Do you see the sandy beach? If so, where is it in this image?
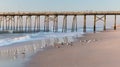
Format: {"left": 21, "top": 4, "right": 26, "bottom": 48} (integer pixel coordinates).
{"left": 25, "top": 29, "right": 120, "bottom": 67}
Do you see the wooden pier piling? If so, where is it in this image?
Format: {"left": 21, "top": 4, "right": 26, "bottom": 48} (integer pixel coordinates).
{"left": 83, "top": 15, "right": 86, "bottom": 32}
{"left": 94, "top": 15, "right": 96, "bottom": 32}
{"left": 72, "top": 15, "right": 77, "bottom": 32}
{"left": 104, "top": 15, "right": 106, "bottom": 30}
{"left": 114, "top": 15, "right": 116, "bottom": 30}
{"left": 44, "top": 15, "right": 49, "bottom": 32}
{"left": 53, "top": 15, "right": 58, "bottom": 32}
{"left": 34, "top": 16, "right": 40, "bottom": 32}
{"left": 62, "top": 15, "right": 67, "bottom": 32}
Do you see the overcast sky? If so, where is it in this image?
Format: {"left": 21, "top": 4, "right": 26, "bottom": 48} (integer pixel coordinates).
{"left": 0, "top": 0, "right": 120, "bottom": 11}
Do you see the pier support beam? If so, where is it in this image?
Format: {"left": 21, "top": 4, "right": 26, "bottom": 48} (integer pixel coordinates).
{"left": 16, "top": 16, "right": 23, "bottom": 32}
{"left": 44, "top": 15, "right": 49, "bottom": 32}
{"left": 28, "top": 16, "right": 32, "bottom": 32}
{"left": 11, "top": 16, "right": 15, "bottom": 31}
{"left": 72, "top": 15, "right": 77, "bottom": 32}
{"left": 5, "top": 16, "right": 8, "bottom": 30}
{"left": 83, "top": 15, "right": 86, "bottom": 32}
{"left": 25, "top": 16, "right": 32, "bottom": 32}
{"left": 37, "top": 16, "right": 40, "bottom": 31}
{"left": 19, "top": 16, "right": 23, "bottom": 31}
{"left": 104, "top": 15, "right": 106, "bottom": 30}
{"left": 94, "top": 15, "right": 96, "bottom": 32}
{"left": 0, "top": 16, "right": 2, "bottom": 30}
{"left": 2, "top": 16, "right": 5, "bottom": 31}
{"left": 62, "top": 15, "right": 67, "bottom": 32}
{"left": 114, "top": 15, "right": 116, "bottom": 30}
{"left": 16, "top": 16, "right": 19, "bottom": 31}
{"left": 53, "top": 15, "right": 58, "bottom": 32}
{"left": 34, "top": 16, "right": 40, "bottom": 32}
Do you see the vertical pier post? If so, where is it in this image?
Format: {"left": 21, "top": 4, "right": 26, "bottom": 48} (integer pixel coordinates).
{"left": 10, "top": 16, "right": 13, "bottom": 30}
{"left": 44, "top": 15, "right": 49, "bottom": 32}
{"left": 27, "top": 16, "right": 32, "bottom": 32}
{"left": 83, "top": 15, "right": 86, "bottom": 32}
{"left": 44, "top": 16, "right": 45, "bottom": 32}
{"left": 25, "top": 16, "right": 32, "bottom": 32}
{"left": 0, "top": 17, "right": 1, "bottom": 30}
{"left": 19, "top": 16, "right": 23, "bottom": 32}
{"left": 3, "top": 16, "right": 5, "bottom": 31}
{"left": 5, "top": 16, "right": 8, "bottom": 30}
{"left": 34, "top": 16, "right": 40, "bottom": 32}
{"left": 46, "top": 15, "right": 49, "bottom": 32}
{"left": 10, "top": 16, "right": 12, "bottom": 30}
{"left": 38, "top": 16, "right": 40, "bottom": 32}
{"left": 12, "top": 16, "right": 15, "bottom": 31}
{"left": 34, "top": 16, "right": 37, "bottom": 32}
{"left": 72, "top": 15, "right": 77, "bottom": 32}
{"left": 114, "top": 15, "right": 116, "bottom": 30}
{"left": 62, "top": 15, "right": 67, "bottom": 32}
{"left": 104, "top": 15, "right": 106, "bottom": 30}
{"left": 72, "top": 15, "right": 75, "bottom": 32}
{"left": 25, "top": 16, "right": 28, "bottom": 32}
{"left": 94, "top": 15, "right": 96, "bottom": 32}
{"left": 29, "top": 16, "right": 32, "bottom": 32}
{"left": 53, "top": 15, "right": 58, "bottom": 32}
{"left": 16, "top": 16, "right": 19, "bottom": 31}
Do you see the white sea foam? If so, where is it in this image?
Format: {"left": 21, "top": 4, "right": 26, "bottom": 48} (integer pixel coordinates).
{"left": 0, "top": 35, "right": 31, "bottom": 46}
{"left": 0, "top": 29, "right": 84, "bottom": 47}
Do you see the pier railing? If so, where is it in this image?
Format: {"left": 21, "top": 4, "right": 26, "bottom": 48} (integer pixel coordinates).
{"left": 0, "top": 11, "right": 118, "bottom": 33}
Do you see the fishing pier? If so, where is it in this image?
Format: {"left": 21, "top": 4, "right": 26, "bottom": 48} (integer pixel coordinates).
{"left": 0, "top": 11, "right": 119, "bottom": 33}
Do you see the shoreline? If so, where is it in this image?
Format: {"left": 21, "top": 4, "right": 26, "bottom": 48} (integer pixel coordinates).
{"left": 0, "top": 31, "right": 84, "bottom": 67}
{"left": 25, "top": 29, "right": 120, "bottom": 67}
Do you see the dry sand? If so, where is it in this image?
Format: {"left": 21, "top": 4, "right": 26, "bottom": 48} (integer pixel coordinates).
{"left": 26, "top": 29, "right": 120, "bottom": 67}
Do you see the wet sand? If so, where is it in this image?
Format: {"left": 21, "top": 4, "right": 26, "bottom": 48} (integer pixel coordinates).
{"left": 26, "top": 29, "right": 120, "bottom": 67}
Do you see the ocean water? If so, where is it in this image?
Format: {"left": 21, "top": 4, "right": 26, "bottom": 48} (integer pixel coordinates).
{"left": 0, "top": 26, "right": 112, "bottom": 67}
{"left": 0, "top": 27, "right": 105, "bottom": 47}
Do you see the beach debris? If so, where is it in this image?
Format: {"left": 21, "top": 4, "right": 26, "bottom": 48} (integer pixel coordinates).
{"left": 54, "top": 43, "right": 62, "bottom": 48}
{"left": 87, "top": 40, "right": 92, "bottom": 43}
{"left": 92, "top": 39, "right": 97, "bottom": 42}
{"left": 61, "top": 42, "right": 65, "bottom": 45}
{"left": 68, "top": 42, "right": 73, "bottom": 46}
